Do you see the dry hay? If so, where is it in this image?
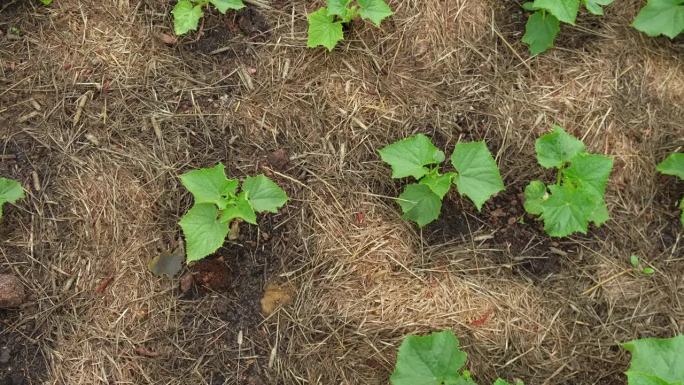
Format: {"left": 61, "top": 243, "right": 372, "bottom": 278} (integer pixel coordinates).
{"left": 0, "top": 0, "right": 682, "bottom": 385}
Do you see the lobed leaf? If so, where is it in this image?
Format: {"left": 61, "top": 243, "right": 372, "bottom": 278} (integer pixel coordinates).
{"left": 357, "top": 0, "right": 393, "bottom": 27}
{"left": 397, "top": 184, "right": 442, "bottom": 227}
{"left": 622, "top": 335, "right": 684, "bottom": 385}
{"left": 0, "top": 177, "right": 24, "bottom": 220}
{"left": 327, "top": 0, "right": 351, "bottom": 17}
{"left": 420, "top": 172, "right": 455, "bottom": 199}
{"left": 563, "top": 153, "right": 613, "bottom": 198}
{"left": 450, "top": 141, "right": 505, "bottom": 211}
{"left": 539, "top": 184, "right": 594, "bottom": 237}
{"left": 390, "top": 330, "right": 468, "bottom": 385}
{"left": 307, "top": 8, "right": 344, "bottom": 51}
{"left": 241, "top": 175, "right": 288, "bottom": 213}
{"left": 179, "top": 203, "right": 230, "bottom": 262}
{"left": 379, "top": 134, "right": 445, "bottom": 180}
{"left": 522, "top": 11, "right": 560, "bottom": 55}
{"left": 533, "top": 0, "right": 580, "bottom": 24}
{"left": 220, "top": 192, "right": 257, "bottom": 225}
{"left": 583, "top": 0, "right": 614, "bottom": 15}
{"left": 180, "top": 163, "right": 238, "bottom": 210}
{"left": 209, "top": 0, "right": 245, "bottom": 13}
{"left": 535, "top": 125, "right": 585, "bottom": 169}
{"left": 172, "top": 0, "right": 204, "bottom": 35}
{"left": 632, "top": 0, "right": 684, "bottom": 39}
{"left": 656, "top": 152, "right": 684, "bottom": 180}
{"left": 523, "top": 180, "right": 547, "bottom": 216}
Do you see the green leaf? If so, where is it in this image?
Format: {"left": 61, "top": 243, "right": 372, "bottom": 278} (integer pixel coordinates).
{"left": 220, "top": 192, "right": 257, "bottom": 225}
{"left": 630, "top": 254, "right": 640, "bottom": 268}
{"left": 563, "top": 153, "right": 613, "bottom": 198}
{"left": 583, "top": 0, "right": 614, "bottom": 15}
{"left": 524, "top": 180, "right": 547, "bottom": 215}
{"left": 642, "top": 267, "right": 655, "bottom": 276}
{"left": 209, "top": 0, "right": 245, "bottom": 13}
{"left": 179, "top": 203, "right": 230, "bottom": 262}
{"left": 419, "top": 172, "right": 454, "bottom": 199}
{"left": 522, "top": 11, "right": 561, "bottom": 55}
{"left": 307, "top": 8, "right": 344, "bottom": 51}
{"left": 379, "top": 134, "right": 445, "bottom": 180}
{"left": 39, "top": 0, "right": 53, "bottom": 4}
{"left": 539, "top": 184, "right": 594, "bottom": 237}
{"left": 180, "top": 163, "right": 238, "bottom": 210}
{"left": 327, "top": 0, "right": 351, "bottom": 17}
{"left": 0, "top": 177, "right": 24, "bottom": 220}
{"left": 450, "top": 141, "right": 505, "bottom": 211}
{"left": 622, "top": 335, "right": 684, "bottom": 384}
{"left": 172, "top": 0, "right": 204, "bottom": 35}
{"left": 397, "top": 184, "right": 442, "bottom": 227}
{"left": 535, "top": 125, "right": 586, "bottom": 169}
{"left": 656, "top": 153, "right": 684, "bottom": 180}
{"left": 390, "top": 330, "right": 468, "bottom": 385}
{"left": 680, "top": 198, "right": 683, "bottom": 226}
{"left": 357, "top": 0, "right": 393, "bottom": 26}
{"left": 241, "top": 175, "right": 288, "bottom": 213}
{"left": 632, "top": 0, "right": 684, "bottom": 39}
{"left": 522, "top": 2, "right": 539, "bottom": 11}
{"left": 533, "top": 0, "right": 580, "bottom": 24}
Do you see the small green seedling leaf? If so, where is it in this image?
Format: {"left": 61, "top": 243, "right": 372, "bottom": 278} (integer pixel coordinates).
{"left": 220, "top": 192, "right": 257, "bottom": 225}
{"left": 523, "top": 180, "right": 547, "bottom": 216}
{"left": 420, "top": 172, "right": 454, "bottom": 199}
{"left": 209, "top": 0, "right": 245, "bottom": 13}
{"left": 539, "top": 184, "right": 593, "bottom": 237}
{"left": 40, "top": 0, "right": 53, "bottom": 4}
{"left": 390, "top": 330, "right": 468, "bottom": 385}
{"left": 657, "top": 153, "right": 684, "bottom": 180}
{"left": 533, "top": 0, "right": 580, "bottom": 24}
{"left": 563, "top": 153, "right": 613, "bottom": 198}
{"left": 632, "top": 0, "right": 684, "bottom": 39}
{"left": 180, "top": 203, "right": 230, "bottom": 262}
{"left": 583, "top": 0, "right": 614, "bottom": 15}
{"left": 307, "top": 8, "right": 344, "bottom": 51}
{"left": 451, "top": 141, "right": 505, "bottom": 211}
{"left": 357, "top": 0, "right": 393, "bottom": 26}
{"left": 622, "top": 335, "right": 684, "bottom": 384}
{"left": 397, "top": 184, "right": 442, "bottom": 228}
{"left": 522, "top": 11, "right": 561, "bottom": 55}
{"left": 379, "top": 134, "right": 445, "bottom": 180}
{"left": 522, "top": 2, "right": 538, "bottom": 11}
{"left": 0, "top": 177, "right": 24, "bottom": 220}
{"left": 148, "top": 244, "right": 185, "bottom": 278}
{"left": 642, "top": 267, "right": 655, "bottom": 276}
{"left": 180, "top": 163, "right": 238, "bottom": 210}
{"left": 327, "top": 0, "right": 351, "bottom": 17}
{"left": 630, "top": 254, "right": 640, "bottom": 268}
{"left": 535, "top": 125, "right": 586, "bottom": 169}
{"left": 242, "top": 175, "right": 288, "bottom": 213}
{"left": 172, "top": 0, "right": 204, "bottom": 35}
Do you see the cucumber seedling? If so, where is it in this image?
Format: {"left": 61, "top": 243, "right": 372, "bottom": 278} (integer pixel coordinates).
{"left": 524, "top": 125, "right": 613, "bottom": 237}
{"left": 307, "top": 0, "right": 393, "bottom": 51}
{"left": 379, "top": 134, "right": 504, "bottom": 227}
{"left": 521, "top": 0, "right": 614, "bottom": 55}
{"left": 656, "top": 152, "right": 684, "bottom": 226}
{"left": 172, "top": 0, "right": 245, "bottom": 36}
{"left": 622, "top": 335, "right": 684, "bottom": 385}
{"left": 178, "top": 163, "right": 288, "bottom": 262}
{"left": 0, "top": 177, "right": 25, "bottom": 220}
{"left": 632, "top": 0, "right": 684, "bottom": 39}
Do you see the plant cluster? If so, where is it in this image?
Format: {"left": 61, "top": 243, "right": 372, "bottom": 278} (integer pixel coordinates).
{"left": 391, "top": 330, "right": 523, "bottom": 385}
{"left": 178, "top": 163, "right": 288, "bottom": 262}
{"left": 656, "top": 152, "right": 684, "bottom": 226}
{"left": 622, "top": 335, "right": 684, "bottom": 384}
{"left": 172, "top": 0, "right": 245, "bottom": 35}
{"left": 307, "top": 0, "right": 393, "bottom": 51}
{"left": 524, "top": 125, "right": 613, "bottom": 237}
{"left": 0, "top": 178, "right": 24, "bottom": 220}
{"left": 379, "top": 134, "right": 504, "bottom": 227}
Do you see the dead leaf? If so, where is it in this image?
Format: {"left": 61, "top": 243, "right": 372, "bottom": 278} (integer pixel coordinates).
{"left": 156, "top": 33, "right": 177, "bottom": 45}
{"left": 260, "top": 283, "right": 294, "bottom": 316}
{"left": 228, "top": 220, "right": 240, "bottom": 240}
{"left": 134, "top": 347, "right": 160, "bottom": 358}
{"left": 179, "top": 272, "right": 194, "bottom": 293}
{"left": 267, "top": 149, "right": 289, "bottom": 170}
{"left": 149, "top": 244, "right": 185, "bottom": 279}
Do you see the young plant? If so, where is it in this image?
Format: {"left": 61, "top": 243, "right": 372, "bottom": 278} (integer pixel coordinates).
{"left": 379, "top": 134, "right": 504, "bottom": 227}
{"left": 622, "top": 335, "right": 684, "bottom": 385}
{"left": 178, "top": 163, "right": 288, "bottom": 262}
{"left": 656, "top": 152, "right": 684, "bottom": 226}
{"left": 391, "top": 330, "right": 523, "bottom": 385}
{"left": 632, "top": 0, "right": 684, "bottom": 39}
{"left": 524, "top": 125, "right": 613, "bottom": 237}
{"left": 172, "top": 0, "right": 245, "bottom": 35}
{"left": 0, "top": 177, "right": 24, "bottom": 220}
{"left": 307, "top": 0, "right": 393, "bottom": 51}
{"left": 521, "top": 0, "right": 614, "bottom": 55}
{"left": 629, "top": 255, "right": 655, "bottom": 276}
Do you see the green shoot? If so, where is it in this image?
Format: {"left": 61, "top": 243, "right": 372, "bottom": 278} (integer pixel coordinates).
{"left": 0, "top": 177, "right": 25, "bottom": 220}
{"left": 524, "top": 125, "right": 613, "bottom": 237}
{"left": 307, "top": 0, "right": 393, "bottom": 51}
{"left": 622, "top": 335, "right": 684, "bottom": 384}
{"left": 379, "top": 134, "right": 504, "bottom": 227}
{"left": 178, "top": 163, "right": 288, "bottom": 262}
{"left": 172, "top": 0, "right": 245, "bottom": 36}
{"left": 629, "top": 255, "right": 655, "bottom": 276}
{"left": 632, "top": 0, "right": 684, "bottom": 39}
{"left": 656, "top": 152, "right": 684, "bottom": 226}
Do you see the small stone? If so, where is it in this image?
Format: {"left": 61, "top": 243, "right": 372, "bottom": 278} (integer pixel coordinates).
{"left": 0, "top": 275, "right": 25, "bottom": 308}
